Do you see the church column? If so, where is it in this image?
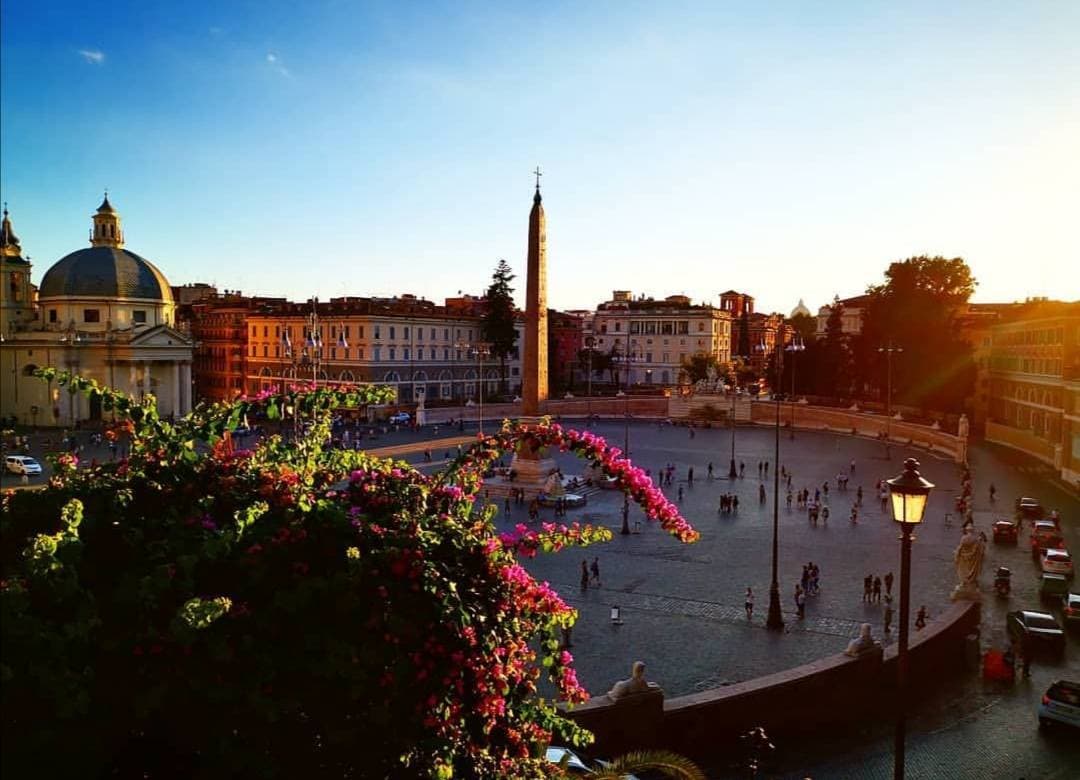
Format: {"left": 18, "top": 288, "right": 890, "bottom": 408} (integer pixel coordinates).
{"left": 181, "top": 362, "right": 192, "bottom": 415}
{"left": 172, "top": 362, "right": 181, "bottom": 417}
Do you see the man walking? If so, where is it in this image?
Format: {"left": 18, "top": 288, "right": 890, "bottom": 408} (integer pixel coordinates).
{"left": 794, "top": 584, "right": 806, "bottom": 619}
{"left": 590, "top": 557, "right": 601, "bottom": 587}
{"left": 872, "top": 575, "right": 882, "bottom": 603}
{"left": 745, "top": 587, "right": 754, "bottom": 619}
{"left": 863, "top": 574, "right": 873, "bottom": 603}
{"left": 884, "top": 571, "right": 894, "bottom": 598}
{"left": 884, "top": 595, "right": 894, "bottom": 633}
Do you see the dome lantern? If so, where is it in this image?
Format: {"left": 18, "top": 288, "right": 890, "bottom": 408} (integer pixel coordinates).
{"left": 90, "top": 191, "right": 124, "bottom": 248}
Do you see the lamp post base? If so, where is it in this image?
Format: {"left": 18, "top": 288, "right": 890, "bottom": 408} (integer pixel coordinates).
{"left": 766, "top": 583, "right": 784, "bottom": 631}
{"left": 728, "top": 459, "right": 738, "bottom": 479}
{"left": 620, "top": 499, "right": 630, "bottom": 535}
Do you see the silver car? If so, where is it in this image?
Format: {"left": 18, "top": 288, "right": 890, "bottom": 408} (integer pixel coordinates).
{"left": 5, "top": 455, "right": 42, "bottom": 476}
{"left": 1038, "top": 680, "right": 1080, "bottom": 730}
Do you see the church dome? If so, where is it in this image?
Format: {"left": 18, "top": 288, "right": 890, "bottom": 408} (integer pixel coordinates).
{"left": 38, "top": 246, "right": 173, "bottom": 301}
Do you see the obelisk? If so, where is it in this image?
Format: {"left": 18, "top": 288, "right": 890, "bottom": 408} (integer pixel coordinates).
{"left": 522, "top": 170, "right": 549, "bottom": 416}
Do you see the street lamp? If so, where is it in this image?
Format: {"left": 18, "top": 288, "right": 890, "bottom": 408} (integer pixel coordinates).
{"left": 785, "top": 334, "right": 805, "bottom": 440}
{"left": 879, "top": 342, "right": 903, "bottom": 458}
{"left": 758, "top": 330, "right": 785, "bottom": 631}
{"left": 615, "top": 348, "right": 640, "bottom": 535}
{"left": 886, "top": 457, "right": 934, "bottom": 780}
{"left": 458, "top": 342, "right": 492, "bottom": 436}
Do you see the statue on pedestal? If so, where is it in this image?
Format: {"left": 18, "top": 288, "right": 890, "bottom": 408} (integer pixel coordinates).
{"left": 608, "top": 661, "right": 654, "bottom": 700}
{"left": 958, "top": 413, "right": 970, "bottom": 440}
{"left": 951, "top": 520, "right": 986, "bottom": 602}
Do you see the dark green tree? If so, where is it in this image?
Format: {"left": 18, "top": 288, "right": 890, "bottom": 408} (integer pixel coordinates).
{"left": 481, "top": 258, "right": 518, "bottom": 396}
{"left": 737, "top": 309, "right": 751, "bottom": 359}
{"left": 679, "top": 353, "right": 722, "bottom": 384}
{"left": 815, "top": 298, "right": 851, "bottom": 398}
{"left": 856, "top": 256, "right": 978, "bottom": 412}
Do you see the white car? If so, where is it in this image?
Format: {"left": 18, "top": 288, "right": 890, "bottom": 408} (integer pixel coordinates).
{"left": 5, "top": 455, "right": 42, "bottom": 476}
{"left": 1038, "top": 680, "right": 1080, "bottom": 730}
{"left": 1041, "top": 548, "right": 1074, "bottom": 579}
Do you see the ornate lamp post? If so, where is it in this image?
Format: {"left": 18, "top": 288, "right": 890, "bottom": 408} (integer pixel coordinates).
{"left": 879, "top": 342, "right": 903, "bottom": 458}
{"left": 758, "top": 331, "right": 785, "bottom": 631}
{"left": 616, "top": 346, "right": 640, "bottom": 535}
{"left": 886, "top": 458, "right": 934, "bottom": 780}
{"left": 785, "top": 334, "right": 805, "bottom": 440}
{"left": 457, "top": 341, "right": 492, "bottom": 435}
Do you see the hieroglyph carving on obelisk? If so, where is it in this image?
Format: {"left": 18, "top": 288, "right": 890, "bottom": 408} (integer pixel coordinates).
{"left": 522, "top": 168, "right": 549, "bottom": 416}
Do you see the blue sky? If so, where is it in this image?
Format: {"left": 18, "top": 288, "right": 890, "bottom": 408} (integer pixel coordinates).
{"left": 2, "top": 1, "right": 1077, "bottom": 313}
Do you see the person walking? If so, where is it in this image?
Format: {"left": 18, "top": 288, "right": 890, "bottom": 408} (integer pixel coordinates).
{"left": 580, "top": 560, "right": 590, "bottom": 592}
{"left": 801, "top": 565, "right": 810, "bottom": 595}
{"left": 707, "top": 462, "right": 714, "bottom": 480}
{"left": 759, "top": 484, "right": 767, "bottom": 503}
{"left": 872, "top": 576, "right": 882, "bottom": 603}
{"left": 850, "top": 506, "right": 859, "bottom": 524}
{"left": 687, "top": 466, "right": 695, "bottom": 485}
{"left": 745, "top": 587, "right": 754, "bottom": 619}
{"left": 740, "top": 462, "right": 745, "bottom": 478}
{"left": 915, "top": 605, "right": 928, "bottom": 630}
{"left": 863, "top": 574, "right": 873, "bottom": 603}
{"left": 810, "top": 562, "right": 820, "bottom": 595}
{"left": 884, "top": 571, "right": 894, "bottom": 598}
{"left": 590, "top": 557, "right": 601, "bottom": 587}
{"left": 883, "top": 595, "right": 894, "bottom": 633}
{"left": 677, "top": 486, "right": 684, "bottom": 502}
{"left": 504, "top": 496, "right": 511, "bottom": 517}
{"left": 821, "top": 505, "right": 830, "bottom": 524}
{"left": 989, "top": 483, "right": 997, "bottom": 503}
{"left": 794, "top": 584, "right": 806, "bottom": 619}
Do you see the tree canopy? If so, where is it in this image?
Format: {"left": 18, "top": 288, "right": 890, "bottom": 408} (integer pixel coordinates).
{"left": 482, "top": 258, "right": 518, "bottom": 395}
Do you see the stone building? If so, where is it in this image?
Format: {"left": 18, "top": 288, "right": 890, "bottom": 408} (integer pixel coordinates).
{"left": 985, "top": 300, "right": 1080, "bottom": 485}
{"left": 816, "top": 294, "right": 871, "bottom": 337}
{"left": 244, "top": 295, "right": 523, "bottom": 405}
{"left": 591, "top": 291, "right": 732, "bottom": 387}
{"left": 0, "top": 197, "right": 193, "bottom": 425}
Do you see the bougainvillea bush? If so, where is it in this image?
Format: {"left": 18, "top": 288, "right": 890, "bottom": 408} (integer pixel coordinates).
{"left": 1, "top": 371, "right": 696, "bottom": 778}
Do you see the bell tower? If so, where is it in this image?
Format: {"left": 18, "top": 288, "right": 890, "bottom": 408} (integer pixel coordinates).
{"left": 90, "top": 192, "right": 124, "bottom": 248}
{"left": 0, "top": 203, "right": 35, "bottom": 335}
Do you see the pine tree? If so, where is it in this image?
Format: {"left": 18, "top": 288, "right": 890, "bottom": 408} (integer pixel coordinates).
{"left": 481, "top": 259, "right": 518, "bottom": 396}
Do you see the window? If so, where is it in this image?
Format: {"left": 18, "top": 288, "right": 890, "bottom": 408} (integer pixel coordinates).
{"left": 403, "top": 327, "right": 409, "bottom": 339}
{"left": 678, "top": 321, "right": 689, "bottom": 334}
{"left": 389, "top": 326, "right": 396, "bottom": 340}
{"left": 373, "top": 346, "right": 381, "bottom": 361}
{"left": 389, "top": 347, "right": 396, "bottom": 360}
{"left": 430, "top": 348, "right": 436, "bottom": 360}
{"left": 374, "top": 325, "right": 381, "bottom": 340}
{"left": 252, "top": 325, "right": 257, "bottom": 337}
{"left": 263, "top": 346, "right": 268, "bottom": 357}
{"left": 133, "top": 310, "right": 147, "bottom": 324}
{"left": 630, "top": 321, "right": 641, "bottom": 334}
{"left": 84, "top": 309, "right": 100, "bottom": 323}
{"left": 615, "top": 322, "right": 621, "bottom": 332}
{"left": 444, "top": 348, "right": 450, "bottom": 360}
{"left": 661, "top": 321, "right": 673, "bottom": 335}
{"left": 431, "top": 328, "right": 436, "bottom": 340}
{"left": 417, "top": 328, "right": 423, "bottom": 341}
{"left": 444, "top": 328, "right": 449, "bottom": 341}
{"left": 403, "top": 348, "right": 410, "bottom": 360}
{"left": 49, "top": 309, "right": 57, "bottom": 323}
{"left": 263, "top": 326, "right": 268, "bottom": 337}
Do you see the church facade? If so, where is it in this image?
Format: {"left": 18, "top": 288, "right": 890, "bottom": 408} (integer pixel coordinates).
{"left": 0, "top": 197, "right": 194, "bottom": 426}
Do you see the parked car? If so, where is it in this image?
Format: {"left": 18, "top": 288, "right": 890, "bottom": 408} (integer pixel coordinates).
{"left": 5, "top": 455, "right": 42, "bottom": 476}
{"left": 1040, "top": 574, "right": 1071, "bottom": 606}
{"left": 1031, "top": 520, "right": 1064, "bottom": 557}
{"left": 1017, "top": 496, "right": 1044, "bottom": 523}
{"left": 992, "top": 518, "right": 1019, "bottom": 544}
{"left": 1063, "top": 594, "right": 1080, "bottom": 627}
{"left": 545, "top": 747, "right": 640, "bottom": 779}
{"left": 1007, "top": 610, "right": 1066, "bottom": 656}
{"left": 388, "top": 412, "right": 411, "bottom": 425}
{"left": 1038, "top": 680, "right": 1080, "bottom": 730}
{"left": 1041, "top": 548, "right": 1074, "bottom": 580}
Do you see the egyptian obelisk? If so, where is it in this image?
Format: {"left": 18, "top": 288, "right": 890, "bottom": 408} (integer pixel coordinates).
{"left": 522, "top": 170, "right": 549, "bottom": 416}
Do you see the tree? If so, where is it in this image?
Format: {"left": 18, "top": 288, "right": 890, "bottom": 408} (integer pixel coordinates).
{"left": 856, "top": 256, "right": 977, "bottom": 412}
{"left": 577, "top": 749, "right": 705, "bottom": 779}
{"left": 481, "top": 258, "right": 518, "bottom": 396}
{"left": 577, "top": 346, "right": 610, "bottom": 390}
{"left": 679, "top": 353, "right": 721, "bottom": 385}
{"left": 736, "top": 309, "right": 751, "bottom": 359}
{"left": 1, "top": 370, "right": 698, "bottom": 779}
{"left": 815, "top": 297, "right": 851, "bottom": 398}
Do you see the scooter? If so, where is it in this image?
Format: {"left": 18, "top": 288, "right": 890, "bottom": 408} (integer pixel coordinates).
{"left": 994, "top": 566, "right": 1011, "bottom": 598}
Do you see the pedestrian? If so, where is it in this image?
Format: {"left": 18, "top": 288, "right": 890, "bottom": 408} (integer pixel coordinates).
{"left": 856, "top": 486, "right": 863, "bottom": 505}
{"left": 590, "top": 557, "right": 601, "bottom": 586}
{"left": 745, "top": 587, "right": 754, "bottom": 619}
{"left": 811, "top": 562, "right": 820, "bottom": 594}
{"left": 759, "top": 484, "right": 766, "bottom": 503}
{"left": 688, "top": 466, "right": 694, "bottom": 485}
{"left": 677, "top": 486, "right": 684, "bottom": 502}
{"left": 740, "top": 462, "right": 745, "bottom": 478}
{"left": 764, "top": 461, "right": 769, "bottom": 475}
{"left": 850, "top": 506, "right": 858, "bottom": 524}
{"left": 872, "top": 576, "right": 882, "bottom": 603}
{"left": 850, "top": 459, "right": 856, "bottom": 473}
{"left": 915, "top": 605, "right": 928, "bottom": 630}
{"left": 884, "top": 571, "right": 894, "bottom": 597}
{"left": 707, "top": 462, "right": 714, "bottom": 480}
{"left": 580, "top": 560, "right": 590, "bottom": 591}
{"left": 821, "top": 505, "right": 830, "bottom": 523}
{"left": 732, "top": 494, "right": 739, "bottom": 511}
{"left": 795, "top": 584, "right": 806, "bottom": 619}
{"left": 884, "top": 596, "right": 894, "bottom": 633}
{"left": 801, "top": 565, "right": 810, "bottom": 594}
{"left": 758, "top": 461, "right": 763, "bottom": 477}
{"left": 786, "top": 491, "right": 793, "bottom": 509}
{"left": 20, "top": 472, "right": 29, "bottom": 486}
{"left": 504, "top": 496, "right": 511, "bottom": 516}
{"left": 989, "top": 483, "right": 997, "bottom": 503}
{"left": 863, "top": 575, "right": 873, "bottom": 603}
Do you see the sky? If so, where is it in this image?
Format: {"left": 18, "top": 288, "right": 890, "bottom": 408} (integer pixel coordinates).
{"left": 2, "top": 1, "right": 1078, "bottom": 314}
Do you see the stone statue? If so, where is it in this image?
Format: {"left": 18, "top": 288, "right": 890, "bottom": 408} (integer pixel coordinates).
{"left": 608, "top": 660, "right": 653, "bottom": 700}
{"left": 844, "top": 623, "right": 879, "bottom": 657}
{"left": 957, "top": 413, "right": 970, "bottom": 440}
{"left": 951, "top": 520, "right": 986, "bottom": 602}
{"left": 542, "top": 470, "right": 565, "bottom": 498}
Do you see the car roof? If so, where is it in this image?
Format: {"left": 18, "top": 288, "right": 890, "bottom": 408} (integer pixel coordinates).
{"left": 1018, "top": 609, "right": 1057, "bottom": 621}
{"left": 1068, "top": 593, "right": 1080, "bottom": 602}
{"left": 1033, "top": 520, "right": 1058, "bottom": 529}
{"left": 7, "top": 455, "right": 32, "bottom": 461}
{"left": 1045, "top": 549, "right": 1071, "bottom": 557}
{"left": 1019, "top": 497, "right": 1040, "bottom": 505}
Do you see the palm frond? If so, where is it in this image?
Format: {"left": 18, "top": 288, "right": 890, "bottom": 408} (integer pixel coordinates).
{"left": 592, "top": 749, "right": 706, "bottom": 780}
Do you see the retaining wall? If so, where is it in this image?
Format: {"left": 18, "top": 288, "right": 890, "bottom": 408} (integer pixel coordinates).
{"left": 563, "top": 601, "right": 979, "bottom": 764}
{"left": 420, "top": 397, "right": 669, "bottom": 425}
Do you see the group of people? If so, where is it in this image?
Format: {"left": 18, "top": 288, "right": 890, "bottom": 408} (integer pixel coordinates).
{"left": 580, "top": 557, "right": 602, "bottom": 590}
{"left": 716, "top": 493, "right": 740, "bottom": 514}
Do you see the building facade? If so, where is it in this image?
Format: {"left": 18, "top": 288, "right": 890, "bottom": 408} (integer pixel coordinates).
{"left": 816, "top": 294, "right": 871, "bottom": 337}
{"left": 548, "top": 309, "right": 585, "bottom": 393}
{"left": 985, "top": 301, "right": 1080, "bottom": 486}
{"left": 590, "top": 291, "right": 732, "bottom": 386}
{"left": 0, "top": 198, "right": 194, "bottom": 426}
{"left": 244, "top": 295, "right": 523, "bottom": 405}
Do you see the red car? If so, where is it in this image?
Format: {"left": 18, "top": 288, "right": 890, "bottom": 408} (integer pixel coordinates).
{"left": 993, "top": 519, "right": 1019, "bottom": 544}
{"left": 1031, "top": 520, "right": 1064, "bottom": 558}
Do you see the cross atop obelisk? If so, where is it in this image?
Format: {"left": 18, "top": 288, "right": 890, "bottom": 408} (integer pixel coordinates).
{"left": 522, "top": 169, "right": 549, "bottom": 416}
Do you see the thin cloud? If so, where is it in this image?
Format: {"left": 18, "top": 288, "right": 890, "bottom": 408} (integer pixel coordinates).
{"left": 78, "top": 49, "right": 105, "bottom": 65}
{"left": 266, "top": 51, "right": 291, "bottom": 78}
